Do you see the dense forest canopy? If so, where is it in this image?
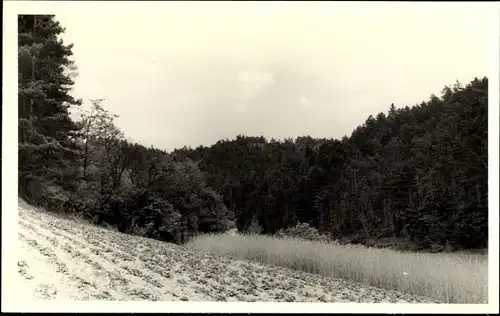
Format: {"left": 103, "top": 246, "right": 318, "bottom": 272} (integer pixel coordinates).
{"left": 171, "top": 78, "right": 488, "bottom": 251}
{"left": 18, "top": 15, "right": 488, "bottom": 252}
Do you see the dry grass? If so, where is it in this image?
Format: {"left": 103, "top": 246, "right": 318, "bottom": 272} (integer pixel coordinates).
{"left": 187, "top": 233, "right": 488, "bottom": 304}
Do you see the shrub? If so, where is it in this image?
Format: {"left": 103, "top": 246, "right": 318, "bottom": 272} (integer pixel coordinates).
{"left": 275, "top": 222, "right": 331, "bottom": 242}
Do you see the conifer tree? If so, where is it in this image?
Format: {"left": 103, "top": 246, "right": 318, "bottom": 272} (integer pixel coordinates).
{"left": 18, "top": 15, "right": 82, "bottom": 206}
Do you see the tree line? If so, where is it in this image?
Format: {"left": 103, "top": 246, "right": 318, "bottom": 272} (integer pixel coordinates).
{"left": 18, "top": 15, "right": 234, "bottom": 243}
{"left": 173, "top": 79, "right": 488, "bottom": 251}
{"left": 18, "top": 15, "right": 488, "bottom": 251}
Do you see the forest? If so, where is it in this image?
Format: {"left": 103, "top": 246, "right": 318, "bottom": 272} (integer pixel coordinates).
{"left": 18, "top": 15, "right": 488, "bottom": 252}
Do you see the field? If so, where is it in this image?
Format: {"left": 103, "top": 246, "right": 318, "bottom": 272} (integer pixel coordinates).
{"left": 15, "top": 199, "right": 444, "bottom": 303}
{"left": 188, "top": 233, "right": 488, "bottom": 304}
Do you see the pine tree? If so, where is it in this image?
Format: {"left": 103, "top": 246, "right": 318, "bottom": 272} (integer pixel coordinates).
{"left": 18, "top": 15, "right": 82, "bottom": 207}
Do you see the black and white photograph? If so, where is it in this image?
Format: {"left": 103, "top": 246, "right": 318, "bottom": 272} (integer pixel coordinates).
{"left": 2, "top": 1, "right": 499, "bottom": 313}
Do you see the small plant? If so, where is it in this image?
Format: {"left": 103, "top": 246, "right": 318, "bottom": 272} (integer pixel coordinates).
{"left": 246, "top": 216, "right": 263, "bottom": 235}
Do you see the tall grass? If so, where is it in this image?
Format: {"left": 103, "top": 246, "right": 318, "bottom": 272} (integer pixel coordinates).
{"left": 187, "top": 233, "right": 488, "bottom": 304}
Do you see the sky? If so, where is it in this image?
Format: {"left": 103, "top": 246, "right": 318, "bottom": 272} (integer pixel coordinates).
{"left": 50, "top": 2, "right": 492, "bottom": 151}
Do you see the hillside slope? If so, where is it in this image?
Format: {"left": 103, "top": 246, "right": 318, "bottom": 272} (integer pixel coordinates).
{"left": 16, "top": 199, "right": 439, "bottom": 303}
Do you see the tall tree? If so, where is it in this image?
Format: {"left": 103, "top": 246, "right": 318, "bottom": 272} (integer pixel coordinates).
{"left": 18, "top": 15, "right": 82, "bottom": 207}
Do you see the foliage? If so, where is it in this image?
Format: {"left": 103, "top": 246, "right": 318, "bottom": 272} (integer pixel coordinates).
{"left": 176, "top": 78, "right": 488, "bottom": 251}
{"left": 246, "top": 215, "right": 263, "bottom": 235}
{"left": 17, "top": 15, "right": 234, "bottom": 244}
{"left": 276, "top": 222, "right": 330, "bottom": 243}
{"left": 18, "top": 15, "right": 82, "bottom": 206}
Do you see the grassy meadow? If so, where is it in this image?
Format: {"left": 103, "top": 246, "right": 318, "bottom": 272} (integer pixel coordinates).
{"left": 187, "top": 233, "right": 488, "bottom": 304}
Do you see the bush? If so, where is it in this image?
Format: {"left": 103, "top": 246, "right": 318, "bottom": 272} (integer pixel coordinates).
{"left": 275, "top": 222, "right": 331, "bottom": 242}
